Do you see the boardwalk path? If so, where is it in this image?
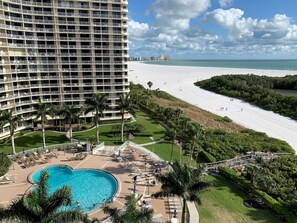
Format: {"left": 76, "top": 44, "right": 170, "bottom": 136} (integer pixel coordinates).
{"left": 205, "top": 152, "right": 291, "bottom": 171}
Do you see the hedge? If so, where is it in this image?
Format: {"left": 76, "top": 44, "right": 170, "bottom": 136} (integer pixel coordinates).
{"left": 200, "top": 150, "right": 217, "bottom": 162}
{"left": 0, "top": 153, "right": 11, "bottom": 176}
{"left": 218, "top": 166, "right": 297, "bottom": 223}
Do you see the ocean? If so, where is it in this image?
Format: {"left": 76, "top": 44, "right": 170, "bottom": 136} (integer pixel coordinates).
{"left": 146, "top": 59, "right": 297, "bottom": 71}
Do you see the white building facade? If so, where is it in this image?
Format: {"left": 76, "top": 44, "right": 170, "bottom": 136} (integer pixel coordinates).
{"left": 0, "top": 0, "right": 129, "bottom": 135}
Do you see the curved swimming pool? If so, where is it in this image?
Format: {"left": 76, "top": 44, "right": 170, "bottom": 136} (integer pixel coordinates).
{"left": 31, "top": 165, "right": 118, "bottom": 212}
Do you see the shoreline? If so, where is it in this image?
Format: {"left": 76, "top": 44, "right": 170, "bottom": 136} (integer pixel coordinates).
{"left": 144, "top": 60, "right": 297, "bottom": 72}
{"left": 128, "top": 62, "right": 297, "bottom": 152}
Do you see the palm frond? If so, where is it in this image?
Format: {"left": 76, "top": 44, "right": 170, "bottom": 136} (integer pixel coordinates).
{"left": 44, "top": 186, "right": 72, "bottom": 215}
{"left": 6, "top": 198, "right": 36, "bottom": 222}
{"left": 36, "top": 170, "right": 50, "bottom": 204}
{"left": 44, "top": 210, "right": 90, "bottom": 223}
{"left": 136, "top": 207, "right": 154, "bottom": 223}
{"left": 103, "top": 206, "right": 121, "bottom": 220}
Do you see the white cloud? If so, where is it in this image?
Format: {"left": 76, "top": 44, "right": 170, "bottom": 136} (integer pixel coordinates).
{"left": 205, "top": 9, "right": 293, "bottom": 41}
{"left": 218, "top": 0, "right": 233, "bottom": 8}
{"left": 128, "top": 1, "right": 297, "bottom": 58}
{"left": 285, "top": 25, "right": 297, "bottom": 40}
{"left": 128, "top": 20, "right": 150, "bottom": 39}
{"left": 153, "top": 0, "right": 211, "bottom": 31}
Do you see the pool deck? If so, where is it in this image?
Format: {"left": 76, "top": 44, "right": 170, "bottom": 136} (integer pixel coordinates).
{"left": 0, "top": 147, "right": 182, "bottom": 223}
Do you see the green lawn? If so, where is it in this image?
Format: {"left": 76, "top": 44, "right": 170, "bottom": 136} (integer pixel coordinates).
{"left": 198, "top": 175, "right": 282, "bottom": 223}
{"left": 73, "top": 111, "right": 167, "bottom": 145}
{"left": 145, "top": 141, "right": 193, "bottom": 165}
{"left": 1, "top": 111, "right": 168, "bottom": 154}
{"left": 1, "top": 131, "right": 69, "bottom": 154}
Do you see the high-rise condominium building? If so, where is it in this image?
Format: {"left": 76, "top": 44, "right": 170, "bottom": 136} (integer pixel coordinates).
{"left": 0, "top": 0, "right": 129, "bottom": 135}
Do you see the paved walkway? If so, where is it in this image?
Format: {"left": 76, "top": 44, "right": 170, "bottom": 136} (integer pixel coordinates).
{"left": 187, "top": 201, "right": 199, "bottom": 223}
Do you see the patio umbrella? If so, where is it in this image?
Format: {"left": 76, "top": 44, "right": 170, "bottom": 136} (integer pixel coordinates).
{"left": 133, "top": 175, "right": 137, "bottom": 183}
{"left": 173, "top": 209, "right": 177, "bottom": 218}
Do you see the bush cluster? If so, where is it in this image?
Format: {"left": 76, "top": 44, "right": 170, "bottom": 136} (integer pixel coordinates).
{"left": 196, "top": 74, "right": 297, "bottom": 120}
{"left": 219, "top": 166, "right": 297, "bottom": 223}
{"left": 0, "top": 153, "right": 11, "bottom": 176}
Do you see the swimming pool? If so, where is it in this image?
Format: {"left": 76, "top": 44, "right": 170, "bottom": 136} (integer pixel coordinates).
{"left": 30, "top": 165, "right": 118, "bottom": 212}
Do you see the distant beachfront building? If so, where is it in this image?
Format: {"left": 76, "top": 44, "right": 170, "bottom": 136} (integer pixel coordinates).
{"left": 129, "top": 55, "right": 170, "bottom": 61}
{"left": 0, "top": 0, "right": 129, "bottom": 136}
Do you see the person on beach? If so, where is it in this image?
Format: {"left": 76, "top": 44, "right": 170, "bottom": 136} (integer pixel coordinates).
{"left": 76, "top": 200, "right": 80, "bottom": 207}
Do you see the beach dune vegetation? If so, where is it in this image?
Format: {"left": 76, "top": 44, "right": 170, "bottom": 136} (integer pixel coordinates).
{"left": 195, "top": 74, "right": 297, "bottom": 120}
{"left": 130, "top": 83, "right": 294, "bottom": 163}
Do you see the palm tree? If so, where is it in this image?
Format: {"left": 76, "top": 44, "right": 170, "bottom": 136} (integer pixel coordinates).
{"left": 49, "top": 104, "right": 62, "bottom": 131}
{"left": 130, "top": 90, "right": 148, "bottom": 109}
{"left": 0, "top": 170, "right": 91, "bottom": 223}
{"left": 174, "top": 108, "right": 182, "bottom": 123}
{"left": 153, "top": 162, "right": 208, "bottom": 223}
{"left": 178, "top": 117, "right": 191, "bottom": 131}
{"left": 186, "top": 123, "right": 204, "bottom": 166}
{"left": 103, "top": 194, "right": 153, "bottom": 223}
{"left": 0, "top": 109, "right": 22, "bottom": 154}
{"left": 59, "top": 104, "right": 81, "bottom": 142}
{"left": 32, "top": 99, "right": 50, "bottom": 149}
{"left": 147, "top": 81, "right": 153, "bottom": 90}
{"left": 169, "top": 108, "right": 182, "bottom": 163}
{"left": 85, "top": 93, "right": 108, "bottom": 143}
{"left": 118, "top": 93, "right": 135, "bottom": 142}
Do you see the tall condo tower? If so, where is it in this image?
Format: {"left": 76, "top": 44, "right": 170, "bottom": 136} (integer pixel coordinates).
{"left": 0, "top": 0, "right": 129, "bottom": 135}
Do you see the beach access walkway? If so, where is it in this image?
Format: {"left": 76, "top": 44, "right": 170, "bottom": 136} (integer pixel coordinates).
{"left": 205, "top": 152, "right": 290, "bottom": 171}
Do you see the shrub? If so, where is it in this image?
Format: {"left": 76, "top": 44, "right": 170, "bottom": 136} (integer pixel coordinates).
{"left": 0, "top": 153, "right": 11, "bottom": 176}
{"left": 221, "top": 116, "right": 232, "bottom": 122}
{"left": 218, "top": 166, "right": 297, "bottom": 223}
{"left": 200, "top": 150, "right": 217, "bottom": 162}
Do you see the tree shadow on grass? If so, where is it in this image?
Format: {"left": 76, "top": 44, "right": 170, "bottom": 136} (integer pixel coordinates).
{"left": 45, "top": 134, "right": 69, "bottom": 144}
{"left": 13, "top": 132, "right": 68, "bottom": 152}
{"left": 244, "top": 207, "right": 283, "bottom": 223}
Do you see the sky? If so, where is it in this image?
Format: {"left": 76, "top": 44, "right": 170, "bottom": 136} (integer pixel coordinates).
{"left": 127, "top": 0, "right": 297, "bottom": 59}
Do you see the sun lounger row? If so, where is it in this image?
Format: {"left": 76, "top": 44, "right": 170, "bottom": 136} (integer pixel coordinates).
{"left": 0, "top": 174, "right": 17, "bottom": 185}
{"left": 168, "top": 198, "right": 182, "bottom": 217}
{"left": 66, "top": 153, "right": 88, "bottom": 161}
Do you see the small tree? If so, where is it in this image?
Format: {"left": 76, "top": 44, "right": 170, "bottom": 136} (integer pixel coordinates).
{"left": 59, "top": 104, "right": 81, "bottom": 142}
{"left": 186, "top": 123, "right": 204, "bottom": 166}
{"left": 0, "top": 109, "right": 22, "bottom": 154}
{"left": 118, "top": 93, "right": 135, "bottom": 142}
{"left": 153, "top": 162, "right": 208, "bottom": 223}
{"left": 84, "top": 93, "right": 108, "bottom": 143}
{"left": 49, "top": 104, "right": 63, "bottom": 131}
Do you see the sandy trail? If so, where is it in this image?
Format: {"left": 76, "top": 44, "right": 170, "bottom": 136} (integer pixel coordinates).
{"left": 129, "top": 62, "right": 297, "bottom": 152}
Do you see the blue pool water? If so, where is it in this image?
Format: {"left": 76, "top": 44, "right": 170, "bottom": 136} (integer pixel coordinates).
{"left": 31, "top": 165, "right": 118, "bottom": 212}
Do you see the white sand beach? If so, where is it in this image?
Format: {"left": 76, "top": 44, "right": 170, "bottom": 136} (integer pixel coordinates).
{"left": 129, "top": 62, "right": 297, "bottom": 152}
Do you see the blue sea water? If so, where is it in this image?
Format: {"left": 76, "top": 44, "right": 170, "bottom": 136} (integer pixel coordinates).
{"left": 146, "top": 59, "right": 297, "bottom": 71}
{"left": 31, "top": 165, "right": 118, "bottom": 212}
